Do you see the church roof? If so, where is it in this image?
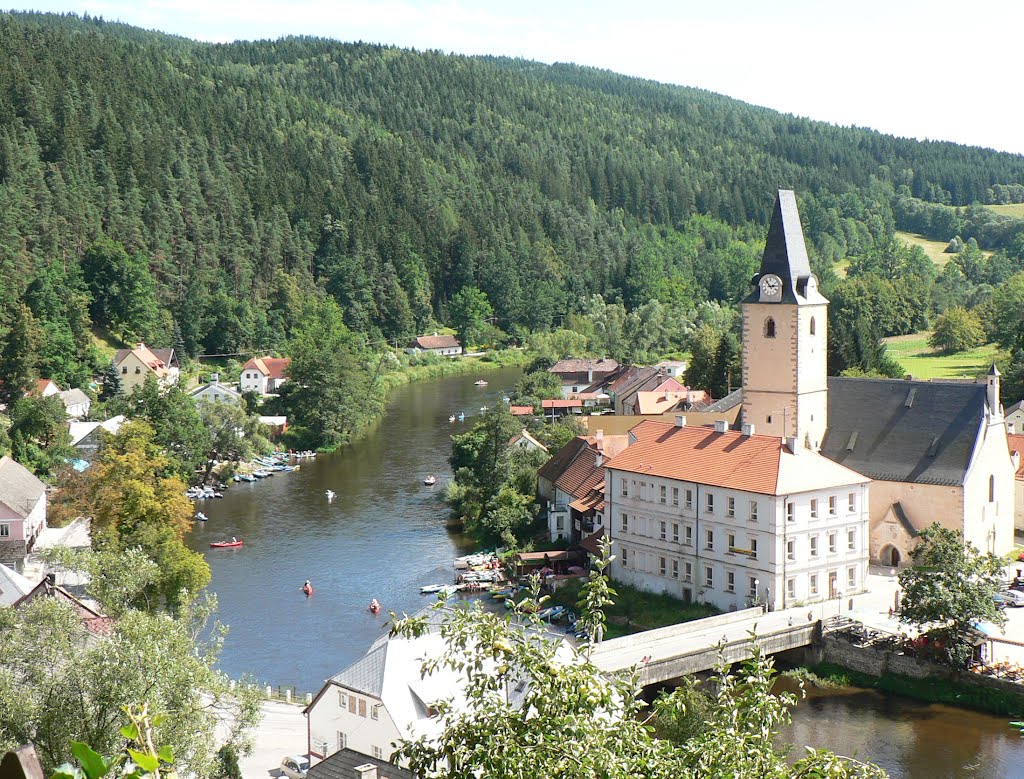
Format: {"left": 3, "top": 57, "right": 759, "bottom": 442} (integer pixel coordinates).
{"left": 821, "top": 377, "right": 987, "bottom": 487}
{"left": 744, "top": 189, "right": 827, "bottom": 305}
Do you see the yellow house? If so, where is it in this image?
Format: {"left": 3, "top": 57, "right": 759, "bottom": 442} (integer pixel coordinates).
{"left": 112, "top": 343, "right": 180, "bottom": 394}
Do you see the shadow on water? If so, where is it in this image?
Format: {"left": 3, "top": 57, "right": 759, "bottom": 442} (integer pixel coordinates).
{"left": 186, "top": 365, "right": 522, "bottom": 692}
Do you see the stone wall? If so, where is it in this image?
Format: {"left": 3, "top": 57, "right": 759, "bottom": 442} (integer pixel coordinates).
{"left": 0, "top": 538, "right": 28, "bottom": 569}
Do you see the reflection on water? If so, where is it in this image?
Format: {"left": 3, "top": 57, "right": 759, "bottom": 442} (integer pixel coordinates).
{"left": 777, "top": 677, "right": 1024, "bottom": 777}
{"left": 186, "top": 366, "right": 522, "bottom": 691}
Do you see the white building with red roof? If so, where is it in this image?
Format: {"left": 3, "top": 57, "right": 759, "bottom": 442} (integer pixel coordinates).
{"left": 240, "top": 356, "right": 291, "bottom": 396}
{"left": 603, "top": 417, "right": 870, "bottom": 613}
{"left": 405, "top": 333, "right": 462, "bottom": 357}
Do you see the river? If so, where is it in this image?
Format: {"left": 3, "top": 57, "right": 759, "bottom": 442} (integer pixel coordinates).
{"left": 185, "top": 365, "right": 524, "bottom": 693}
{"left": 187, "top": 365, "right": 1024, "bottom": 775}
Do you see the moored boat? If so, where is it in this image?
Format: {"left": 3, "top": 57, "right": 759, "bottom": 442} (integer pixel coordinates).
{"left": 423, "top": 475, "right": 436, "bottom": 486}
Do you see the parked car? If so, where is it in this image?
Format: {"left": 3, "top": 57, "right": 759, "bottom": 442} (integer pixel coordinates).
{"left": 992, "top": 593, "right": 1011, "bottom": 610}
{"left": 1002, "top": 589, "right": 1024, "bottom": 607}
{"left": 281, "top": 755, "right": 309, "bottom": 779}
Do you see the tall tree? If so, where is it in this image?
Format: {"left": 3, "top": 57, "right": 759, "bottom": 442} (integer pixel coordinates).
{"left": 449, "top": 286, "right": 493, "bottom": 350}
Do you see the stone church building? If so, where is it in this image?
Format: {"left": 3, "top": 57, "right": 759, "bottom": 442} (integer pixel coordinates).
{"left": 742, "top": 190, "right": 1016, "bottom": 564}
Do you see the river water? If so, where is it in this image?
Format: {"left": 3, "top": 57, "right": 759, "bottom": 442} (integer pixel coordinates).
{"left": 187, "top": 366, "right": 1024, "bottom": 775}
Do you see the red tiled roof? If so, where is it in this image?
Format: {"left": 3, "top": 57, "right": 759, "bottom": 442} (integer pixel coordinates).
{"left": 542, "top": 399, "right": 583, "bottom": 409}
{"left": 1008, "top": 434, "right": 1024, "bottom": 478}
{"left": 411, "top": 334, "right": 461, "bottom": 350}
{"left": 510, "top": 405, "right": 534, "bottom": 416}
{"left": 652, "top": 377, "right": 686, "bottom": 393}
{"left": 242, "top": 356, "right": 291, "bottom": 380}
{"left": 113, "top": 344, "right": 173, "bottom": 377}
{"left": 579, "top": 527, "right": 606, "bottom": 556}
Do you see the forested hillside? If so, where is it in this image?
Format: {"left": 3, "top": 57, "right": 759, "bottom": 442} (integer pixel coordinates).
{"left": 2, "top": 10, "right": 1024, "bottom": 395}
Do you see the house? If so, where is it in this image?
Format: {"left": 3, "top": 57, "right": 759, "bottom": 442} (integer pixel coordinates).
{"left": 1009, "top": 434, "right": 1024, "bottom": 533}
{"left": 509, "top": 405, "right": 534, "bottom": 417}
{"left": 634, "top": 388, "right": 712, "bottom": 416}
{"left": 68, "top": 416, "right": 126, "bottom": 459}
{"left": 0, "top": 457, "right": 47, "bottom": 568}
{"left": 537, "top": 432, "right": 629, "bottom": 543}
{"left": 112, "top": 343, "right": 179, "bottom": 394}
{"left": 258, "top": 415, "right": 288, "bottom": 439}
{"left": 508, "top": 429, "right": 548, "bottom": 455}
{"left": 240, "top": 356, "right": 292, "bottom": 395}
{"left": 58, "top": 388, "right": 91, "bottom": 419}
{"left": 541, "top": 398, "right": 582, "bottom": 420}
{"left": 604, "top": 418, "right": 871, "bottom": 612}
{"left": 14, "top": 574, "right": 113, "bottom": 634}
{"left": 656, "top": 360, "right": 688, "bottom": 378}
{"left": 29, "top": 379, "right": 61, "bottom": 398}
{"left": 567, "top": 392, "right": 612, "bottom": 410}
{"left": 308, "top": 748, "right": 415, "bottom": 779}
{"left": 404, "top": 334, "right": 462, "bottom": 358}
{"left": 189, "top": 374, "right": 242, "bottom": 405}
{"left": 0, "top": 562, "right": 34, "bottom": 606}
{"left": 548, "top": 358, "right": 619, "bottom": 398}
{"left": 1007, "top": 400, "right": 1024, "bottom": 435}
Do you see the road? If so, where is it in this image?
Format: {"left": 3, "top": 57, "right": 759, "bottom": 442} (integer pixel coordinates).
{"left": 239, "top": 701, "right": 306, "bottom": 779}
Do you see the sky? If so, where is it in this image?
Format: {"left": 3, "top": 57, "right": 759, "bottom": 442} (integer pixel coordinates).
{"left": 15, "top": 0, "right": 1024, "bottom": 155}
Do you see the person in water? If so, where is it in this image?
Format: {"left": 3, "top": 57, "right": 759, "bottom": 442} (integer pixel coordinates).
{"left": 302, "top": 580, "right": 313, "bottom": 594}
{"left": 369, "top": 598, "right": 380, "bottom": 612}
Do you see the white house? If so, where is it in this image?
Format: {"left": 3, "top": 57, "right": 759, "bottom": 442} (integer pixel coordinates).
{"left": 604, "top": 418, "right": 871, "bottom": 613}
{"left": 0, "top": 456, "right": 47, "bottom": 568}
{"left": 405, "top": 334, "right": 462, "bottom": 357}
{"left": 189, "top": 374, "right": 242, "bottom": 405}
{"left": 655, "top": 360, "right": 688, "bottom": 378}
{"left": 508, "top": 429, "right": 548, "bottom": 455}
{"left": 548, "top": 358, "right": 619, "bottom": 398}
{"left": 69, "top": 416, "right": 126, "bottom": 459}
{"left": 58, "top": 388, "right": 91, "bottom": 419}
{"left": 240, "top": 356, "right": 291, "bottom": 396}
{"left": 30, "top": 379, "right": 61, "bottom": 398}
{"left": 1007, "top": 401, "right": 1024, "bottom": 435}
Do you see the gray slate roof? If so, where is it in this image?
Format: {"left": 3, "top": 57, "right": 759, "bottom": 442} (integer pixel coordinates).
{"left": 694, "top": 387, "right": 744, "bottom": 414}
{"left": 329, "top": 640, "right": 388, "bottom": 698}
{"left": 308, "top": 748, "right": 414, "bottom": 779}
{"left": 821, "top": 377, "right": 987, "bottom": 486}
{"left": 0, "top": 457, "right": 45, "bottom": 519}
{"left": 59, "top": 388, "right": 90, "bottom": 407}
{"left": 744, "top": 190, "right": 826, "bottom": 305}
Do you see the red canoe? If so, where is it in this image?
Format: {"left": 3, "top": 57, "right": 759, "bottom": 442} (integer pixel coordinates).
{"left": 210, "top": 540, "right": 244, "bottom": 548}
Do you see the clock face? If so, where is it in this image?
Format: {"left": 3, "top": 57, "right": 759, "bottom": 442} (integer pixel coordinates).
{"left": 759, "top": 274, "right": 782, "bottom": 299}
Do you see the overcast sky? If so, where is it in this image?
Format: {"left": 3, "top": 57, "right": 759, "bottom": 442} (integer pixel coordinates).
{"left": 17, "top": 0, "right": 1024, "bottom": 155}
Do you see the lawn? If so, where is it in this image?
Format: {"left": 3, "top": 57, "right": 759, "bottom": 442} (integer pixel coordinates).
{"left": 894, "top": 231, "right": 992, "bottom": 268}
{"left": 883, "top": 332, "right": 1000, "bottom": 380}
{"left": 547, "top": 578, "right": 718, "bottom": 639}
{"left": 987, "top": 203, "right": 1024, "bottom": 219}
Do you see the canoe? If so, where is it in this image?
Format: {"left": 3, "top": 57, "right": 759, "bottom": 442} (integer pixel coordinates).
{"left": 210, "top": 540, "right": 244, "bottom": 548}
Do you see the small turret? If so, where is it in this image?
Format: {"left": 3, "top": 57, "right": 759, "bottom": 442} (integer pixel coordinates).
{"left": 987, "top": 363, "right": 1002, "bottom": 416}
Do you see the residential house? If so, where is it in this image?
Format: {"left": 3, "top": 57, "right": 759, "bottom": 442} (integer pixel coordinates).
{"left": 58, "top": 388, "right": 91, "bottom": 419}
{"left": 567, "top": 392, "right": 611, "bottom": 410}
{"left": 541, "top": 398, "right": 582, "bottom": 420}
{"left": 258, "top": 415, "right": 288, "bottom": 440}
{"left": 14, "top": 574, "right": 113, "bottom": 635}
{"left": 189, "top": 374, "right": 242, "bottom": 405}
{"left": 656, "top": 360, "right": 688, "bottom": 378}
{"left": 1006, "top": 434, "right": 1024, "bottom": 533}
{"left": 595, "top": 366, "right": 666, "bottom": 415}
{"left": 0, "top": 457, "right": 47, "bottom": 568}
{"left": 240, "top": 356, "right": 292, "bottom": 395}
{"left": 604, "top": 418, "right": 871, "bottom": 612}
{"left": 548, "top": 358, "right": 619, "bottom": 398}
{"left": 30, "top": 379, "right": 60, "bottom": 398}
{"left": 112, "top": 344, "right": 179, "bottom": 394}
{"left": 68, "top": 416, "right": 126, "bottom": 460}
{"left": 1007, "top": 400, "right": 1024, "bottom": 435}
{"left": 508, "top": 429, "right": 548, "bottom": 455}
{"left": 405, "top": 334, "right": 462, "bottom": 358}
{"left": 634, "top": 387, "right": 712, "bottom": 416}
{"left": 0, "top": 562, "right": 34, "bottom": 606}
{"left": 308, "top": 748, "right": 414, "bottom": 779}
{"left": 537, "top": 432, "right": 629, "bottom": 543}
{"left": 509, "top": 405, "right": 534, "bottom": 417}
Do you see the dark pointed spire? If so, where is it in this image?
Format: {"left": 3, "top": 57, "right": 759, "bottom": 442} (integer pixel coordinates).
{"left": 745, "top": 190, "right": 827, "bottom": 305}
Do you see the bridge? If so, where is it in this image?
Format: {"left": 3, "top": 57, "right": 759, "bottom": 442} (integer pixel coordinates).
{"left": 591, "top": 607, "right": 821, "bottom": 685}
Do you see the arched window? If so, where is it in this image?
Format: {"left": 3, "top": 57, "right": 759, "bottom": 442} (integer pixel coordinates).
{"left": 764, "top": 318, "right": 776, "bottom": 338}
{"left": 809, "top": 316, "right": 816, "bottom": 335}
{"left": 990, "top": 474, "right": 995, "bottom": 502}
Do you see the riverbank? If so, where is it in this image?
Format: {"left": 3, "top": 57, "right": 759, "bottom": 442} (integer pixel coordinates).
{"left": 378, "top": 349, "right": 527, "bottom": 395}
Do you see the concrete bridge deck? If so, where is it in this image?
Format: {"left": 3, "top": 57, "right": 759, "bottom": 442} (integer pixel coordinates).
{"left": 591, "top": 606, "right": 821, "bottom": 685}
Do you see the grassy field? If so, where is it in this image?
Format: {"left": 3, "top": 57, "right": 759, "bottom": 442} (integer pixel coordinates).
{"left": 894, "top": 230, "right": 993, "bottom": 268}
{"left": 883, "top": 332, "right": 999, "bottom": 380}
{"left": 988, "top": 203, "right": 1024, "bottom": 218}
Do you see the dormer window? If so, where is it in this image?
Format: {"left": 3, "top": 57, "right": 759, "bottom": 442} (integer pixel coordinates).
{"left": 764, "top": 318, "right": 776, "bottom": 338}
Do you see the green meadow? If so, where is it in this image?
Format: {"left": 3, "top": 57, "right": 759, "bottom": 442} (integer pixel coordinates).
{"left": 883, "top": 332, "right": 999, "bottom": 380}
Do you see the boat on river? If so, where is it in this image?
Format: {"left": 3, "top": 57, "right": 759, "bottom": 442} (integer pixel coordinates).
{"left": 325, "top": 489, "right": 337, "bottom": 501}
{"left": 448, "top": 414, "right": 456, "bottom": 423}
{"left": 195, "top": 512, "right": 208, "bottom": 522}
{"left": 457, "top": 412, "right": 465, "bottom": 422}
{"left": 423, "top": 475, "right": 436, "bottom": 486}
{"left": 210, "top": 538, "right": 244, "bottom": 548}
{"left": 474, "top": 379, "right": 488, "bottom": 386}
{"left": 420, "top": 583, "right": 459, "bottom": 594}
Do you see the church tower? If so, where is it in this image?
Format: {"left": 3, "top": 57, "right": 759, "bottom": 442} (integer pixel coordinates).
{"left": 741, "top": 190, "right": 828, "bottom": 449}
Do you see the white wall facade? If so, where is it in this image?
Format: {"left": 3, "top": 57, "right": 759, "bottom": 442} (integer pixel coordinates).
{"left": 240, "top": 369, "right": 269, "bottom": 395}
{"left": 307, "top": 682, "right": 403, "bottom": 764}
{"left": 961, "top": 413, "right": 1017, "bottom": 554}
{"left": 190, "top": 382, "right": 241, "bottom": 405}
{"left": 604, "top": 469, "right": 870, "bottom": 613}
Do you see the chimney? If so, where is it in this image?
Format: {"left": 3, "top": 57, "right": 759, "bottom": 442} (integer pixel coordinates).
{"left": 713, "top": 419, "right": 728, "bottom": 433}
{"left": 595, "top": 429, "right": 604, "bottom": 448}
{"left": 353, "top": 765, "right": 378, "bottom": 779}
{"left": 785, "top": 436, "right": 800, "bottom": 454}
{"left": 44, "top": 572, "right": 56, "bottom": 587}
{"left": 210, "top": 373, "right": 219, "bottom": 384}
{"left": 136, "top": 342, "right": 146, "bottom": 350}
{"left": 595, "top": 453, "right": 603, "bottom": 468}
{"left": 741, "top": 423, "right": 756, "bottom": 437}
{"left": 674, "top": 415, "right": 686, "bottom": 428}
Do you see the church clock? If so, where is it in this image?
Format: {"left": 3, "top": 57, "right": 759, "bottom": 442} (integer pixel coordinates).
{"left": 759, "top": 273, "right": 782, "bottom": 302}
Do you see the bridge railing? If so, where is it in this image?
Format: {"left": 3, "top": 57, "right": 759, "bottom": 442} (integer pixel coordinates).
{"left": 596, "top": 606, "right": 764, "bottom": 651}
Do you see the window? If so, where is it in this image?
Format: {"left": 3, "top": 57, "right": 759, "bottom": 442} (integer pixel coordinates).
{"left": 135, "top": 366, "right": 141, "bottom": 374}
{"left": 706, "top": 529, "right": 714, "bottom": 551}
{"left": 786, "top": 539, "right": 795, "bottom": 561}
{"left": 372, "top": 746, "right": 383, "bottom": 760}
{"left": 727, "top": 496, "right": 735, "bottom": 518}
{"left": 621, "top": 547, "right": 628, "bottom": 567}
{"left": 660, "top": 485, "right": 667, "bottom": 504}
{"left": 749, "top": 500, "right": 758, "bottom": 522}
{"left": 359, "top": 698, "right": 367, "bottom": 717}
{"left": 684, "top": 525, "right": 693, "bottom": 545}
{"left": 706, "top": 493, "right": 714, "bottom": 513}
{"left": 349, "top": 696, "right": 358, "bottom": 714}
{"left": 672, "top": 560, "right": 679, "bottom": 579}
{"left": 684, "top": 562, "right": 693, "bottom": 582}
{"left": 672, "top": 523, "right": 680, "bottom": 543}
{"left": 847, "top": 529, "right": 856, "bottom": 552}
{"left": 810, "top": 573, "right": 819, "bottom": 596}
{"left": 705, "top": 566, "right": 714, "bottom": 588}
{"left": 338, "top": 691, "right": 348, "bottom": 709}
{"left": 848, "top": 567, "right": 857, "bottom": 589}
{"left": 685, "top": 489, "right": 693, "bottom": 510}
{"left": 748, "top": 576, "right": 758, "bottom": 598}
{"left": 121, "top": 366, "right": 127, "bottom": 374}
{"left": 672, "top": 487, "right": 679, "bottom": 506}
{"left": 829, "top": 495, "right": 837, "bottom": 515}
{"left": 764, "top": 317, "right": 776, "bottom": 338}
{"left": 809, "top": 316, "right": 816, "bottom": 335}
{"left": 990, "top": 474, "right": 996, "bottom": 502}
{"left": 810, "top": 536, "right": 819, "bottom": 557}
{"left": 660, "top": 521, "right": 667, "bottom": 541}
{"left": 726, "top": 571, "right": 736, "bottom": 592}
{"left": 787, "top": 578, "right": 796, "bottom": 599}
{"left": 848, "top": 492, "right": 856, "bottom": 513}
{"left": 727, "top": 533, "right": 736, "bottom": 550}
{"left": 371, "top": 703, "right": 380, "bottom": 720}
{"left": 810, "top": 499, "right": 819, "bottom": 519}
{"left": 620, "top": 513, "right": 628, "bottom": 533}
{"left": 750, "top": 538, "right": 758, "bottom": 559}
{"left": 556, "top": 515, "right": 564, "bottom": 531}
{"left": 621, "top": 479, "right": 628, "bottom": 497}
{"left": 337, "top": 732, "right": 347, "bottom": 751}
{"left": 659, "top": 557, "right": 667, "bottom": 576}
{"left": 826, "top": 532, "right": 835, "bottom": 554}
{"left": 786, "top": 502, "right": 795, "bottom": 522}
